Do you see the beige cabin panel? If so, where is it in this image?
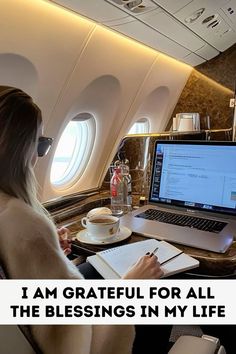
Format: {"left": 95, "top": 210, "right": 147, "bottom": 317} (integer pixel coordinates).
{"left": 130, "top": 54, "right": 192, "bottom": 133}
{"left": 114, "top": 54, "right": 192, "bottom": 137}
{"left": 128, "top": 85, "right": 171, "bottom": 132}
{"left": 40, "top": 25, "right": 159, "bottom": 200}
{"left": 0, "top": 54, "right": 39, "bottom": 99}
{"left": 42, "top": 74, "right": 122, "bottom": 193}
{"left": 0, "top": 0, "right": 95, "bottom": 120}
{"left": 102, "top": 54, "right": 192, "bottom": 187}
{"left": 37, "top": 25, "right": 192, "bottom": 200}
{"left": 0, "top": 1, "right": 192, "bottom": 200}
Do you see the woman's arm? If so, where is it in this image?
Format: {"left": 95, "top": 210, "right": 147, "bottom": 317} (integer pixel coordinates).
{"left": 0, "top": 199, "right": 82, "bottom": 280}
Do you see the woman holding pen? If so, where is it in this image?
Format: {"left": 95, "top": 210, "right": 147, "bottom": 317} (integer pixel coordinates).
{"left": 0, "top": 86, "right": 163, "bottom": 354}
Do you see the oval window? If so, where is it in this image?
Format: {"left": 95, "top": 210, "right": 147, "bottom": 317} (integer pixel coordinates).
{"left": 128, "top": 118, "right": 150, "bottom": 134}
{"left": 50, "top": 113, "right": 95, "bottom": 187}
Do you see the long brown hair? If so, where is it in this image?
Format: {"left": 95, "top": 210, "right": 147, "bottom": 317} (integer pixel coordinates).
{"left": 0, "top": 86, "right": 42, "bottom": 209}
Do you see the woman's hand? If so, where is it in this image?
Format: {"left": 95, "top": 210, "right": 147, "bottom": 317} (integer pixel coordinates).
{"left": 123, "top": 254, "right": 164, "bottom": 279}
{"left": 57, "top": 227, "right": 72, "bottom": 256}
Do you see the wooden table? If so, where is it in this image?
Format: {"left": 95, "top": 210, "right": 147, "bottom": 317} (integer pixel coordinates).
{"left": 47, "top": 192, "right": 236, "bottom": 278}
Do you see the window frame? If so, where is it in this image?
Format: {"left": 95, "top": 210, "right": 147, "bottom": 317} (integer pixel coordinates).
{"left": 128, "top": 118, "right": 150, "bottom": 135}
{"left": 50, "top": 115, "right": 96, "bottom": 189}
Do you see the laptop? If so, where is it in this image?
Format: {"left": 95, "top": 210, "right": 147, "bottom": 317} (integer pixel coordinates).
{"left": 120, "top": 140, "right": 236, "bottom": 253}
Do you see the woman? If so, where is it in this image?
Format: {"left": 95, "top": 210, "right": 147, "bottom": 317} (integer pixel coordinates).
{"left": 0, "top": 87, "right": 163, "bottom": 354}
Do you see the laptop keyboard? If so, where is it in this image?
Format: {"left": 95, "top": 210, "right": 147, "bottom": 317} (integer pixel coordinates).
{"left": 135, "top": 209, "right": 227, "bottom": 233}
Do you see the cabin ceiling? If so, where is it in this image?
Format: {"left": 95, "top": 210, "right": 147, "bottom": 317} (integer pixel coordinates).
{"left": 50, "top": 0, "right": 236, "bottom": 66}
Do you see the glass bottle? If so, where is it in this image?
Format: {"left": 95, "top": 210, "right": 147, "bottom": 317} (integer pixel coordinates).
{"left": 110, "top": 167, "right": 123, "bottom": 216}
{"left": 120, "top": 159, "right": 132, "bottom": 213}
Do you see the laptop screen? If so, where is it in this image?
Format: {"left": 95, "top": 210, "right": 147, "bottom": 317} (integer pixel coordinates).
{"left": 149, "top": 141, "right": 236, "bottom": 216}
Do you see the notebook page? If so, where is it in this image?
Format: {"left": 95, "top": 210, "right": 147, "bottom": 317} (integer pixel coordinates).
{"left": 97, "top": 239, "right": 183, "bottom": 277}
{"left": 98, "top": 239, "right": 158, "bottom": 277}
{"left": 161, "top": 253, "right": 199, "bottom": 278}
{"left": 154, "top": 241, "right": 183, "bottom": 264}
{"left": 87, "top": 255, "right": 120, "bottom": 279}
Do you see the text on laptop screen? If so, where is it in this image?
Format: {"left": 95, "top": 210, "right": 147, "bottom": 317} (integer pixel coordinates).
{"left": 149, "top": 142, "right": 236, "bottom": 215}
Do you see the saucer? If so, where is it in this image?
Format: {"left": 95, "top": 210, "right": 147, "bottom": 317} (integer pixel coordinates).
{"left": 76, "top": 226, "right": 132, "bottom": 245}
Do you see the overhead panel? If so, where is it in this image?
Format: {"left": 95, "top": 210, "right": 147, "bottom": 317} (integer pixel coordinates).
{"left": 50, "top": 0, "right": 233, "bottom": 66}
{"left": 110, "top": 19, "right": 191, "bottom": 59}
{"left": 105, "top": 0, "right": 158, "bottom": 17}
{"left": 51, "top": 0, "right": 128, "bottom": 22}
{"left": 106, "top": 0, "right": 207, "bottom": 52}
{"left": 103, "top": 16, "right": 132, "bottom": 26}
{"left": 182, "top": 52, "right": 206, "bottom": 65}
{"left": 174, "top": 0, "right": 236, "bottom": 51}
{"left": 195, "top": 44, "right": 219, "bottom": 60}
{"left": 220, "top": 0, "right": 236, "bottom": 31}
{"left": 152, "top": 0, "right": 194, "bottom": 14}
{"left": 104, "top": 0, "right": 221, "bottom": 62}
{"left": 138, "top": 9, "right": 206, "bottom": 51}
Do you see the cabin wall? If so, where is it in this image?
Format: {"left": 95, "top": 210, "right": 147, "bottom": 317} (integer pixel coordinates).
{"left": 196, "top": 43, "right": 236, "bottom": 92}
{"left": 102, "top": 128, "right": 231, "bottom": 197}
{"left": 166, "top": 44, "right": 236, "bottom": 131}
{"left": 0, "top": 0, "right": 192, "bottom": 201}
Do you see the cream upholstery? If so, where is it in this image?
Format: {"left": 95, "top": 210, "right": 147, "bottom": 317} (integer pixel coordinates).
{"left": 168, "top": 335, "right": 226, "bottom": 354}
{"left": 0, "top": 326, "right": 36, "bottom": 354}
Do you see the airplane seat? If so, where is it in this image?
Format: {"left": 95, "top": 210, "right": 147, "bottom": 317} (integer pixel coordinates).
{"left": 18, "top": 325, "right": 43, "bottom": 354}
{"left": 0, "top": 325, "right": 38, "bottom": 354}
{"left": 0, "top": 266, "right": 42, "bottom": 354}
{"left": 168, "top": 335, "right": 226, "bottom": 354}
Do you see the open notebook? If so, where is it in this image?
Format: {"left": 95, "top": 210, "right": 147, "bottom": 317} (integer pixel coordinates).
{"left": 87, "top": 239, "right": 199, "bottom": 279}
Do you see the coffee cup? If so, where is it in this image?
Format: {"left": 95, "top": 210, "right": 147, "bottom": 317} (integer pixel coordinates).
{"left": 81, "top": 214, "right": 120, "bottom": 240}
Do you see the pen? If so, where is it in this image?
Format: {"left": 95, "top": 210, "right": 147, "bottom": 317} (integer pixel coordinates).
{"left": 146, "top": 246, "right": 159, "bottom": 257}
{"left": 151, "top": 246, "right": 159, "bottom": 256}
{"left": 160, "top": 251, "right": 184, "bottom": 266}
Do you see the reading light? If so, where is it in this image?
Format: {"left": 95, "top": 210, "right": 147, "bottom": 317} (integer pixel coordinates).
{"left": 202, "top": 14, "right": 216, "bottom": 24}
{"left": 124, "top": 0, "right": 142, "bottom": 10}
{"left": 184, "top": 8, "right": 205, "bottom": 24}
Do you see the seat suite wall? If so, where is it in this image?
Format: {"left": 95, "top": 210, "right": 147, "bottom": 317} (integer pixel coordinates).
{"left": 166, "top": 44, "right": 236, "bottom": 131}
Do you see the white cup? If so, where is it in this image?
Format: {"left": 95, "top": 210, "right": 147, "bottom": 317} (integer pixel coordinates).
{"left": 81, "top": 214, "right": 120, "bottom": 240}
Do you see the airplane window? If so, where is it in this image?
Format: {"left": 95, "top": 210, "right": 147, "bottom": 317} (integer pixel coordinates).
{"left": 128, "top": 118, "right": 149, "bottom": 134}
{"left": 50, "top": 115, "right": 95, "bottom": 187}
